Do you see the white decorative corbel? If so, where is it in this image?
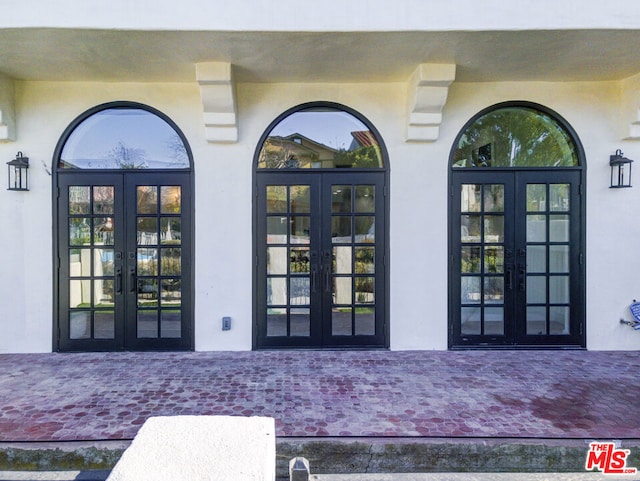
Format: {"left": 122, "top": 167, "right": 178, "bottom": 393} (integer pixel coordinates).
{"left": 196, "top": 62, "right": 238, "bottom": 143}
{"left": 626, "top": 109, "right": 640, "bottom": 140}
{"left": 0, "top": 73, "right": 16, "bottom": 142}
{"left": 406, "top": 64, "right": 456, "bottom": 142}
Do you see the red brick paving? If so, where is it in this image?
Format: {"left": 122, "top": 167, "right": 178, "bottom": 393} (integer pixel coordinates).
{"left": 0, "top": 350, "right": 638, "bottom": 441}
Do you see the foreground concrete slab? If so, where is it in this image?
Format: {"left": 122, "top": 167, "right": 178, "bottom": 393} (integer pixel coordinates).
{"left": 105, "top": 416, "right": 275, "bottom": 481}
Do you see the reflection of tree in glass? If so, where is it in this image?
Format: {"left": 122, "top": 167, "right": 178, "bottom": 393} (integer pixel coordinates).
{"left": 259, "top": 138, "right": 309, "bottom": 168}
{"left": 453, "top": 108, "right": 578, "bottom": 168}
{"left": 166, "top": 134, "right": 189, "bottom": 167}
{"left": 334, "top": 146, "right": 380, "bottom": 168}
{"left": 108, "top": 141, "right": 148, "bottom": 169}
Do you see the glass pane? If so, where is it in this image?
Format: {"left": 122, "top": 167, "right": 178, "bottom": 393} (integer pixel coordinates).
{"left": 137, "top": 218, "right": 158, "bottom": 246}
{"left": 93, "top": 186, "right": 114, "bottom": 214}
{"left": 161, "top": 279, "right": 181, "bottom": 307}
{"left": 69, "top": 218, "right": 91, "bottom": 246}
{"left": 267, "top": 217, "right": 288, "bottom": 243}
{"left": 94, "top": 311, "right": 114, "bottom": 339}
{"left": 137, "top": 186, "right": 157, "bottom": 214}
{"left": 290, "top": 186, "right": 310, "bottom": 213}
{"left": 257, "top": 107, "right": 383, "bottom": 169}
{"left": 550, "top": 276, "right": 570, "bottom": 303}
{"left": 94, "top": 217, "right": 114, "bottom": 245}
{"left": 484, "top": 277, "right": 504, "bottom": 303}
{"left": 267, "top": 308, "right": 287, "bottom": 336}
{"left": 69, "top": 311, "right": 91, "bottom": 339}
{"left": 527, "top": 306, "right": 547, "bottom": 335}
{"left": 461, "top": 277, "right": 481, "bottom": 304}
{"left": 94, "top": 280, "right": 114, "bottom": 307}
{"left": 137, "top": 248, "right": 158, "bottom": 276}
{"left": 267, "top": 277, "right": 287, "bottom": 306}
{"left": 527, "top": 245, "right": 546, "bottom": 273}
{"left": 484, "top": 307, "right": 504, "bottom": 335}
{"left": 461, "top": 247, "right": 481, "bottom": 273}
{"left": 484, "top": 215, "right": 504, "bottom": 243}
{"left": 527, "top": 276, "right": 546, "bottom": 304}
{"left": 461, "top": 307, "right": 481, "bottom": 335}
{"left": 332, "top": 217, "right": 352, "bottom": 243}
{"left": 334, "top": 277, "right": 352, "bottom": 305}
{"left": 70, "top": 280, "right": 91, "bottom": 308}
{"left": 527, "top": 215, "right": 546, "bottom": 242}
{"left": 69, "top": 248, "right": 91, "bottom": 277}
{"left": 550, "top": 215, "right": 569, "bottom": 242}
{"left": 161, "top": 248, "right": 181, "bottom": 276}
{"left": 290, "top": 308, "right": 310, "bottom": 337}
{"left": 333, "top": 246, "right": 352, "bottom": 274}
{"left": 160, "top": 311, "right": 181, "bottom": 338}
{"left": 527, "top": 184, "right": 546, "bottom": 212}
{"left": 160, "top": 186, "right": 181, "bottom": 214}
{"left": 290, "top": 248, "right": 310, "bottom": 273}
{"left": 332, "top": 186, "right": 352, "bottom": 213}
{"left": 355, "top": 216, "right": 375, "bottom": 242}
{"left": 453, "top": 106, "right": 580, "bottom": 168}
{"left": 550, "top": 306, "right": 570, "bottom": 334}
{"left": 94, "top": 249, "right": 114, "bottom": 276}
{"left": 137, "top": 310, "right": 158, "bottom": 338}
{"left": 356, "top": 277, "right": 374, "bottom": 304}
{"left": 461, "top": 215, "right": 481, "bottom": 242}
{"left": 355, "top": 307, "right": 375, "bottom": 335}
{"left": 549, "top": 245, "right": 569, "bottom": 273}
{"left": 461, "top": 185, "right": 481, "bottom": 213}
{"left": 267, "top": 247, "right": 287, "bottom": 275}
{"left": 333, "top": 307, "right": 352, "bottom": 336}
{"left": 291, "top": 217, "right": 310, "bottom": 243}
{"left": 355, "top": 247, "right": 375, "bottom": 274}
{"left": 59, "top": 108, "right": 190, "bottom": 169}
{"left": 266, "top": 186, "right": 287, "bottom": 213}
{"left": 550, "top": 184, "right": 570, "bottom": 211}
{"left": 355, "top": 186, "right": 375, "bottom": 213}
{"left": 484, "top": 185, "right": 504, "bottom": 212}
{"left": 161, "top": 218, "right": 181, "bottom": 245}
{"left": 484, "top": 246, "right": 504, "bottom": 273}
{"left": 137, "top": 279, "right": 158, "bottom": 307}
{"left": 69, "top": 186, "right": 90, "bottom": 214}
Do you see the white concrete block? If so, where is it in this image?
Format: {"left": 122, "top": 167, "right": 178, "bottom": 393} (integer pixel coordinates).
{"left": 106, "top": 416, "right": 275, "bottom": 481}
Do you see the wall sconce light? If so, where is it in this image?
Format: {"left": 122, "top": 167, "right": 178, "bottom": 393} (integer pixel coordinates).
{"left": 7, "top": 151, "right": 29, "bottom": 191}
{"left": 610, "top": 149, "right": 633, "bottom": 188}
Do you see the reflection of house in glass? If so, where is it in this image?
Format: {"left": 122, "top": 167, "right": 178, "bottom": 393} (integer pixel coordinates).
{"left": 259, "top": 131, "right": 382, "bottom": 169}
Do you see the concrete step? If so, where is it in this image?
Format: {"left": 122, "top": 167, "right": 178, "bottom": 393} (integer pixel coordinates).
{"left": 0, "top": 472, "right": 109, "bottom": 481}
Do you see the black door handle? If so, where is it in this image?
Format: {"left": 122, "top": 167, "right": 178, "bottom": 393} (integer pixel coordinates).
{"left": 518, "top": 265, "right": 526, "bottom": 292}
{"left": 115, "top": 267, "right": 122, "bottom": 294}
{"left": 129, "top": 267, "right": 136, "bottom": 293}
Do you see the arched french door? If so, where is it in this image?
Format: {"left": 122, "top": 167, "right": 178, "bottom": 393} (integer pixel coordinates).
{"left": 53, "top": 102, "right": 194, "bottom": 351}
{"left": 449, "top": 102, "right": 586, "bottom": 348}
{"left": 253, "top": 103, "right": 389, "bottom": 349}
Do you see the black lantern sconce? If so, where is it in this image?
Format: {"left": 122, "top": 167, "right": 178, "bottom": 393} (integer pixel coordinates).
{"left": 7, "top": 151, "right": 29, "bottom": 191}
{"left": 610, "top": 149, "right": 633, "bottom": 188}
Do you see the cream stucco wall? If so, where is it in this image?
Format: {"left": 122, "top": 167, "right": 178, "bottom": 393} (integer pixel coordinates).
{"left": 1, "top": 78, "right": 639, "bottom": 352}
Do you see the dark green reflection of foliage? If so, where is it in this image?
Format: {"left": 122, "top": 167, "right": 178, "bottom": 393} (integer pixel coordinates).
{"left": 334, "top": 146, "right": 381, "bottom": 168}
{"left": 453, "top": 108, "right": 579, "bottom": 168}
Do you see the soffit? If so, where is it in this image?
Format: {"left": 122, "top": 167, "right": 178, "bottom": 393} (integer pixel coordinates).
{"left": 1, "top": 29, "right": 640, "bottom": 83}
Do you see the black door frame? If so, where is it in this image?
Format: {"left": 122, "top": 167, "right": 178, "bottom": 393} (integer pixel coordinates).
{"left": 449, "top": 169, "right": 585, "bottom": 348}
{"left": 52, "top": 101, "right": 194, "bottom": 352}
{"left": 254, "top": 170, "right": 387, "bottom": 349}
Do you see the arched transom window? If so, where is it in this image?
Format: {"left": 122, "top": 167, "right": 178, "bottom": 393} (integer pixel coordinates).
{"left": 452, "top": 105, "right": 580, "bottom": 169}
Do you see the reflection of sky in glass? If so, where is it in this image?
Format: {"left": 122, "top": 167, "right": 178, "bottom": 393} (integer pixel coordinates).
{"left": 60, "top": 109, "right": 189, "bottom": 169}
{"left": 269, "top": 110, "right": 369, "bottom": 150}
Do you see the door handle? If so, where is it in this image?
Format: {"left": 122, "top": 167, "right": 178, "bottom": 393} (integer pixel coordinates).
{"left": 311, "top": 265, "right": 318, "bottom": 293}
{"left": 129, "top": 267, "right": 136, "bottom": 294}
{"left": 505, "top": 267, "right": 513, "bottom": 291}
{"left": 518, "top": 265, "right": 526, "bottom": 292}
{"left": 322, "top": 250, "right": 332, "bottom": 293}
{"left": 115, "top": 267, "right": 123, "bottom": 294}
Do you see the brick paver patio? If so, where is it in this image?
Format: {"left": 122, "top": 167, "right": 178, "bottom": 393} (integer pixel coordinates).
{"left": 0, "top": 350, "right": 638, "bottom": 441}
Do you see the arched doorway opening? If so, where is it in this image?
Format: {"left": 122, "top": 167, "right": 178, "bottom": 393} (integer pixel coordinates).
{"left": 449, "top": 102, "right": 586, "bottom": 348}
{"left": 53, "top": 102, "right": 194, "bottom": 351}
{"left": 253, "top": 102, "right": 389, "bottom": 349}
